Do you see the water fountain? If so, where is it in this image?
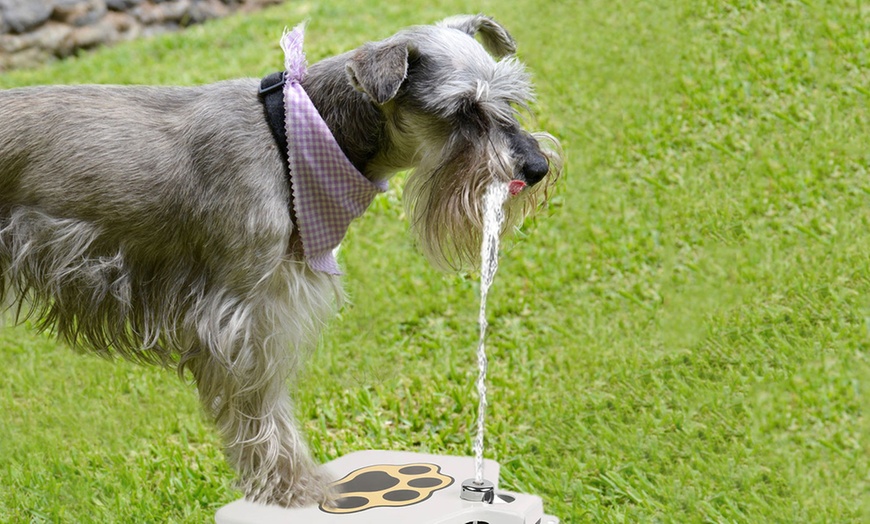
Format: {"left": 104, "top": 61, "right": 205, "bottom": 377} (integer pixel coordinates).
{"left": 216, "top": 182, "right": 559, "bottom": 524}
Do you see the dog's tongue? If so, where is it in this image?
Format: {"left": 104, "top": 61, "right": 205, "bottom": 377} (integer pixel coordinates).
{"left": 508, "top": 180, "right": 526, "bottom": 196}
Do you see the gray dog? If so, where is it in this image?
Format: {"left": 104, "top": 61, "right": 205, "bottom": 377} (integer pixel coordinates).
{"left": 0, "top": 15, "right": 561, "bottom": 507}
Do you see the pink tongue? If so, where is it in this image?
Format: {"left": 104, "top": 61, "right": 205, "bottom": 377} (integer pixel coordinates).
{"left": 508, "top": 180, "right": 526, "bottom": 196}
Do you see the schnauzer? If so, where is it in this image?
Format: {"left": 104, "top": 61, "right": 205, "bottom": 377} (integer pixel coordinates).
{"left": 0, "top": 15, "right": 562, "bottom": 507}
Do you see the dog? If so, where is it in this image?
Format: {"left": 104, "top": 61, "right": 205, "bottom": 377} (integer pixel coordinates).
{"left": 0, "top": 14, "right": 562, "bottom": 507}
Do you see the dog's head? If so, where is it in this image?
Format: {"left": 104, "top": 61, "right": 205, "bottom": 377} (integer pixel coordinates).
{"left": 325, "top": 15, "right": 563, "bottom": 270}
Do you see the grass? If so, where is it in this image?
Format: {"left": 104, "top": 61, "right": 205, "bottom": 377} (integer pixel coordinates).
{"left": 1, "top": 0, "right": 869, "bottom": 522}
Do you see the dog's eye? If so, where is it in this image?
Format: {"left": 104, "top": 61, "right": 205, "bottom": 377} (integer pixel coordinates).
{"left": 454, "top": 98, "right": 487, "bottom": 128}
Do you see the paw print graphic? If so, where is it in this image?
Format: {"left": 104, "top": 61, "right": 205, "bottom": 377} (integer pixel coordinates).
{"left": 320, "top": 463, "right": 454, "bottom": 514}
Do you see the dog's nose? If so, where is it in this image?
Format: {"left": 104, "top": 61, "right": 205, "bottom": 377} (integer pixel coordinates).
{"left": 509, "top": 131, "right": 550, "bottom": 186}
{"left": 522, "top": 152, "right": 549, "bottom": 185}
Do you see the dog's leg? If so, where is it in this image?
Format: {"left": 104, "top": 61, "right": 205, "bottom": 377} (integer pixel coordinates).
{"left": 189, "top": 355, "right": 330, "bottom": 506}
{"left": 184, "top": 262, "right": 339, "bottom": 507}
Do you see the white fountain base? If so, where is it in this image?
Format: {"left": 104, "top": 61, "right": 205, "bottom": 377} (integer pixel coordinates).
{"left": 215, "top": 450, "right": 559, "bottom": 524}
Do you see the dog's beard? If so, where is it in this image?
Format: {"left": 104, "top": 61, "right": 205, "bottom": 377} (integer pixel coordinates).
{"left": 403, "top": 132, "right": 562, "bottom": 272}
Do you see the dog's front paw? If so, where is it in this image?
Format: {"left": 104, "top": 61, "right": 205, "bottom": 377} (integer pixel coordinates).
{"left": 244, "top": 464, "right": 334, "bottom": 508}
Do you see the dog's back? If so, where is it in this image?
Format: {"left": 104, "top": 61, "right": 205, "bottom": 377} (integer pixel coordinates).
{"left": 0, "top": 81, "right": 282, "bottom": 238}
{"left": 0, "top": 80, "right": 294, "bottom": 359}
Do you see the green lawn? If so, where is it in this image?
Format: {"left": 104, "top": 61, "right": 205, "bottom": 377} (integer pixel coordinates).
{"left": 1, "top": 0, "right": 868, "bottom": 522}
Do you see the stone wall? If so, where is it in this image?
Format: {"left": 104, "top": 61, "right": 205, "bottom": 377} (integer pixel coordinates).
{"left": 0, "top": 0, "right": 283, "bottom": 70}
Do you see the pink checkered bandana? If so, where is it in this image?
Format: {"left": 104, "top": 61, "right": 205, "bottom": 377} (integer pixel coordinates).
{"left": 281, "top": 26, "right": 388, "bottom": 275}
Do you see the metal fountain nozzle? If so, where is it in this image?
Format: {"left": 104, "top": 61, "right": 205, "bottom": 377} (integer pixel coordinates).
{"left": 460, "top": 478, "right": 495, "bottom": 503}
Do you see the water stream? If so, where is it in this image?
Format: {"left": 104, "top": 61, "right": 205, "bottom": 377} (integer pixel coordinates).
{"left": 473, "top": 181, "right": 508, "bottom": 484}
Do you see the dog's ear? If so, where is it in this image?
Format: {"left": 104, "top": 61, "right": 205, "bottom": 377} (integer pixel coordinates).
{"left": 437, "top": 14, "right": 517, "bottom": 58}
{"left": 346, "top": 41, "right": 409, "bottom": 105}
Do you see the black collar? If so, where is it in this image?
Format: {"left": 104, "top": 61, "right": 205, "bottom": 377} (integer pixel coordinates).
{"left": 258, "top": 72, "right": 289, "bottom": 172}
{"left": 258, "top": 72, "right": 304, "bottom": 250}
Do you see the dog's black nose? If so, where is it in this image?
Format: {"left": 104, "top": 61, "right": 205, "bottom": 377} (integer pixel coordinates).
{"left": 509, "top": 131, "right": 549, "bottom": 186}
{"left": 522, "top": 152, "right": 549, "bottom": 185}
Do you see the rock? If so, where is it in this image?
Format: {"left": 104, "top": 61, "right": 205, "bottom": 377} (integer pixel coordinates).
{"left": 67, "top": 17, "right": 117, "bottom": 49}
{"left": 52, "top": 0, "right": 107, "bottom": 27}
{"left": 0, "top": 33, "right": 25, "bottom": 52}
{"left": 105, "top": 0, "right": 142, "bottom": 10}
{"left": 160, "top": 0, "right": 192, "bottom": 24}
{"left": 0, "top": 0, "right": 54, "bottom": 34}
{"left": 1, "top": 0, "right": 286, "bottom": 70}
{"left": 134, "top": 0, "right": 190, "bottom": 24}
{"left": 130, "top": 1, "right": 158, "bottom": 24}
{"left": 188, "top": 0, "right": 228, "bottom": 24}
{"left": 53, "top": 0, "right": 91, "bottom": 6}
{"left": 140, "top": 22, "right": 176, "bottom": 38}
{"left": 104, "top": 10, "right": 133, "bottom": 31}
{"left": 236, "top": 0, "right": 283, "bottom": 14}
{"left": 0, "top": 21, "right": 72, "bottom": 52}
{"left": 34, "top": 21, "right": 73, "bottom": 51}
{"left": 103, "top": 11, "right": 139, "bottom": 41}
{"left": 2, "top": 45, "right": 52, "bottom": 69}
